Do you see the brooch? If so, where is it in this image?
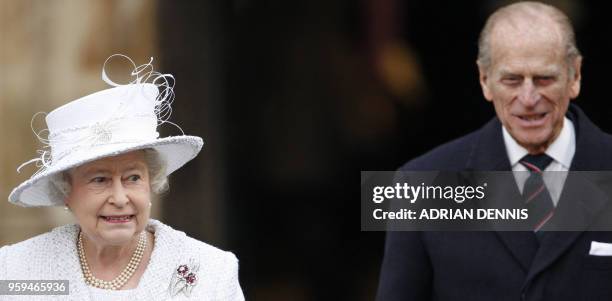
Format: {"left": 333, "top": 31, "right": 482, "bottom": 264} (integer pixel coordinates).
{"left": 90, "top": 122, "right": 113, "bottom": 145}
{"left": 169, "top": 259, "right": 200, "bottom": 297}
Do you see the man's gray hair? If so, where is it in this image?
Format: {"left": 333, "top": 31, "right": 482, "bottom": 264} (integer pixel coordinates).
{"left": 477, "top": 1, "right": 581, "bottom": 76}
{"left": 49, "top": 148, "right": 169, "bottom": 200}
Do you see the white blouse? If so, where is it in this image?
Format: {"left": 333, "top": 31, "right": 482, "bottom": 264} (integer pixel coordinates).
{"left": 0, "top": 219, "right": 244, "bottom": 300}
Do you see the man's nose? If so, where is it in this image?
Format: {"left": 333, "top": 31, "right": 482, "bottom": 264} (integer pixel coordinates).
{"left": 517, "top": 80, "right": 540, "bottom": 107}
{"left": 108, "top": 178, "right": 129, "bottom": 207}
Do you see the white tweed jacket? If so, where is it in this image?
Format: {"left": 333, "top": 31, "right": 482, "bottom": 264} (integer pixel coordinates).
{"left": 0, "top": 219, "right": 244, "bottom": 301}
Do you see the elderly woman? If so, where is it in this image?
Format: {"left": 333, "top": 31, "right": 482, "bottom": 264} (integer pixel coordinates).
{"left": 0, "top": 56, "right": 244, "bottom": 300}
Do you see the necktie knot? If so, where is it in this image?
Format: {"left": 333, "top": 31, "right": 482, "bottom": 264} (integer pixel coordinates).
{"left": 520, "top": 153, "right": 555, "bottom": 233}
{"left": 520, "top": 154, "right": 553, "bottom": 173}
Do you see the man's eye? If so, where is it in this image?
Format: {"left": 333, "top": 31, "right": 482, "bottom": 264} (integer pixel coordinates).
{"left": 501, "top": 77, "right": 521, "bottom": 85}
{"left": 535, "top": 76, "right": 555, "bottom": 85}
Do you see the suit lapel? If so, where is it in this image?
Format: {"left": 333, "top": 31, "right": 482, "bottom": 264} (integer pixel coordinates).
{"left": 525, "top": 174, "right": 610, "bottom": 283}
{"left": 465, "top": 118, "right": 511, "bottom": 172}
{"left": 465, "top": 105, "right": 612, "bottom": 277}
{"left": 466, "top": 117, "right": 539, "bottom": 272}
{"left": 523, "top": 104, "right": 612, "bottom": 282}
{"left": 567, "top": 104, "right": 606, "bottom": 171}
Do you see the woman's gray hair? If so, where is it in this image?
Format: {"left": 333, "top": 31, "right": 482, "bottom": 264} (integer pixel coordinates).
{"left": 49, "top": 148, "right": 169, "bottom": 200}
{"left": 144, "top": 148, "right": 169, "bottom": 194}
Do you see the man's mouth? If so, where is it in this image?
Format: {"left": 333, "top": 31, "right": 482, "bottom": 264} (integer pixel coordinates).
{"left": 517, "top": 113, "right": 547, "bottom": 121}
{"left": 99, "top": 215, "right": 135, "bottom": 223}
{"left": 515, "top": 112, "right": 548, "bottom": 126}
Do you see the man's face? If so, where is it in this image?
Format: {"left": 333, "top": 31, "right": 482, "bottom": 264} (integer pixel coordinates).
{"left": 478, "top": 23, "right": 581, "bottom": 154}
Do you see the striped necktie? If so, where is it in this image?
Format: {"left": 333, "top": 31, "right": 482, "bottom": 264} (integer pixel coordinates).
{"left": 520, "top": 154, "right": 554, "bottom": 232}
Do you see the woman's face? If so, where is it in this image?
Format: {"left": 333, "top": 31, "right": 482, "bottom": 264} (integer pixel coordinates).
{"left": 66, "top": 150, "right": 151, "bottom": 247}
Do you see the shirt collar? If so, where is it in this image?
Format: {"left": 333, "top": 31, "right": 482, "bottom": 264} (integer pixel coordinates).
{"left": 502, "top": 116, "right": 575, "bottom": 169}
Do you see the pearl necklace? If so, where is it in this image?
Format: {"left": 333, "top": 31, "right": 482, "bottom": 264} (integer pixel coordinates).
{"left": 77, "top": 231, "right": 147, "bottom": 290}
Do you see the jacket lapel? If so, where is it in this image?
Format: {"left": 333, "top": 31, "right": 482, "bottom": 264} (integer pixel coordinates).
{"left": 465, "top": 118, "right": 511, "bottom": 172}
{"left": 466, "top": 117, "right": 539, "bottom": 272}
{"left": 48, "top": 224, "right": 92, "bottom": 300}
{"left": 525, "top": 174, "right": 610, "bottom": 283}
{"left": 463, "top": 105, "right": 612, "bottom": 278}
{"left": 524, "top": 104, "right": 612, "bottom": 282}
{"left": 136, "top": 220, "right": 186, "bottom": 300}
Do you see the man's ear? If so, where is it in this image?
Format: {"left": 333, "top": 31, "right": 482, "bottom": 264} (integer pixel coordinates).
{"left": 569, "top": 56, "right": 582, "bottom": 100}
{"left": 477, "top": 61, "right": 494, "bottom": 102}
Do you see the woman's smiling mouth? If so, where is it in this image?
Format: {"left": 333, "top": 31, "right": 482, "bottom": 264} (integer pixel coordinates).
{"left": 99, "top": 215, "right": 135, "bottom": 223}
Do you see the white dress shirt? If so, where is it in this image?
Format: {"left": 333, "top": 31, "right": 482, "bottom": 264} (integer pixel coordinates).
{"left": 502, "top": 117, "right": 576, "bottom": 206}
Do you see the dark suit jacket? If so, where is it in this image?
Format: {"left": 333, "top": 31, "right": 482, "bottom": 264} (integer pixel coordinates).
{"left": 376, "top": 104, "right": 612, "bottom": 301}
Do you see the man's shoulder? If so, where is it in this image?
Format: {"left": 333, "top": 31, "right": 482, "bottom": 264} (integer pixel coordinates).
{"left": 596, "top": 130, "right": 612, "bottom": 146}
{"left": 400, "top": 129, "right": 481, "bottom": 171}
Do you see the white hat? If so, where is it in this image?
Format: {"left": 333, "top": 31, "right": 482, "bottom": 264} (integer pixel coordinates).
{"left": 8, "top": 56, "right": 203, "bottom": 207}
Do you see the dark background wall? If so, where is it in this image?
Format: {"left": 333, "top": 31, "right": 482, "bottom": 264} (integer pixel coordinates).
{"left": 157, "top": 1, "right": 610, "bottom": 300}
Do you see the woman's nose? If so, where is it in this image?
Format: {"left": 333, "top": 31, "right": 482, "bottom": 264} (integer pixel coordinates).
{"left": 108, "top": 178, "right": 129, "bottom": 207}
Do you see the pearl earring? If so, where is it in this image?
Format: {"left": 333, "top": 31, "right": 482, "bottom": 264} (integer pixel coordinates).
{"left": 149, "top": 202, "right": 152, "bottom": 207}
{"left": 64, "top": 206, "right": 69, "bottom": 211}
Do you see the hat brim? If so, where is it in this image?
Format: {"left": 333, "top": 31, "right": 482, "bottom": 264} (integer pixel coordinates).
{"left": 8, "top": 136, "right": 203, "bottom": 207}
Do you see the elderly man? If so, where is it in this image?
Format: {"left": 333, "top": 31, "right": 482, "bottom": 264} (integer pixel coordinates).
{"left": 377, "top": 2, "right": 612, "bottom": 300}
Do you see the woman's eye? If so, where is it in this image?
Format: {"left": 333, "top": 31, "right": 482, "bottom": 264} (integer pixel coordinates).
{"left": 127, "top": 175, "right": 141, "bottom": 182}
{"left": 91, "top": 177, "right": 106, "bottom": 184}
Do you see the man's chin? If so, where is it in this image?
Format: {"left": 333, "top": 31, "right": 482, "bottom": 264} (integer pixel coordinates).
{"left": 512, "top": 130, "right": 553, "bottom": 152}
{"left": 518, "top": 139, "right": 551, "bottom": 153}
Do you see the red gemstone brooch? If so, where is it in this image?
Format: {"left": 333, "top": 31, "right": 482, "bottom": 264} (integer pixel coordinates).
{"left": 169, "top": 259, "right": 200, "bottom": 297}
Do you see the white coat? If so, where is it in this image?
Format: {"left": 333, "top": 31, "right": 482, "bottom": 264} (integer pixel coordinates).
{"left": 0, "top": 219, "right": 244, "bottom": 300}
